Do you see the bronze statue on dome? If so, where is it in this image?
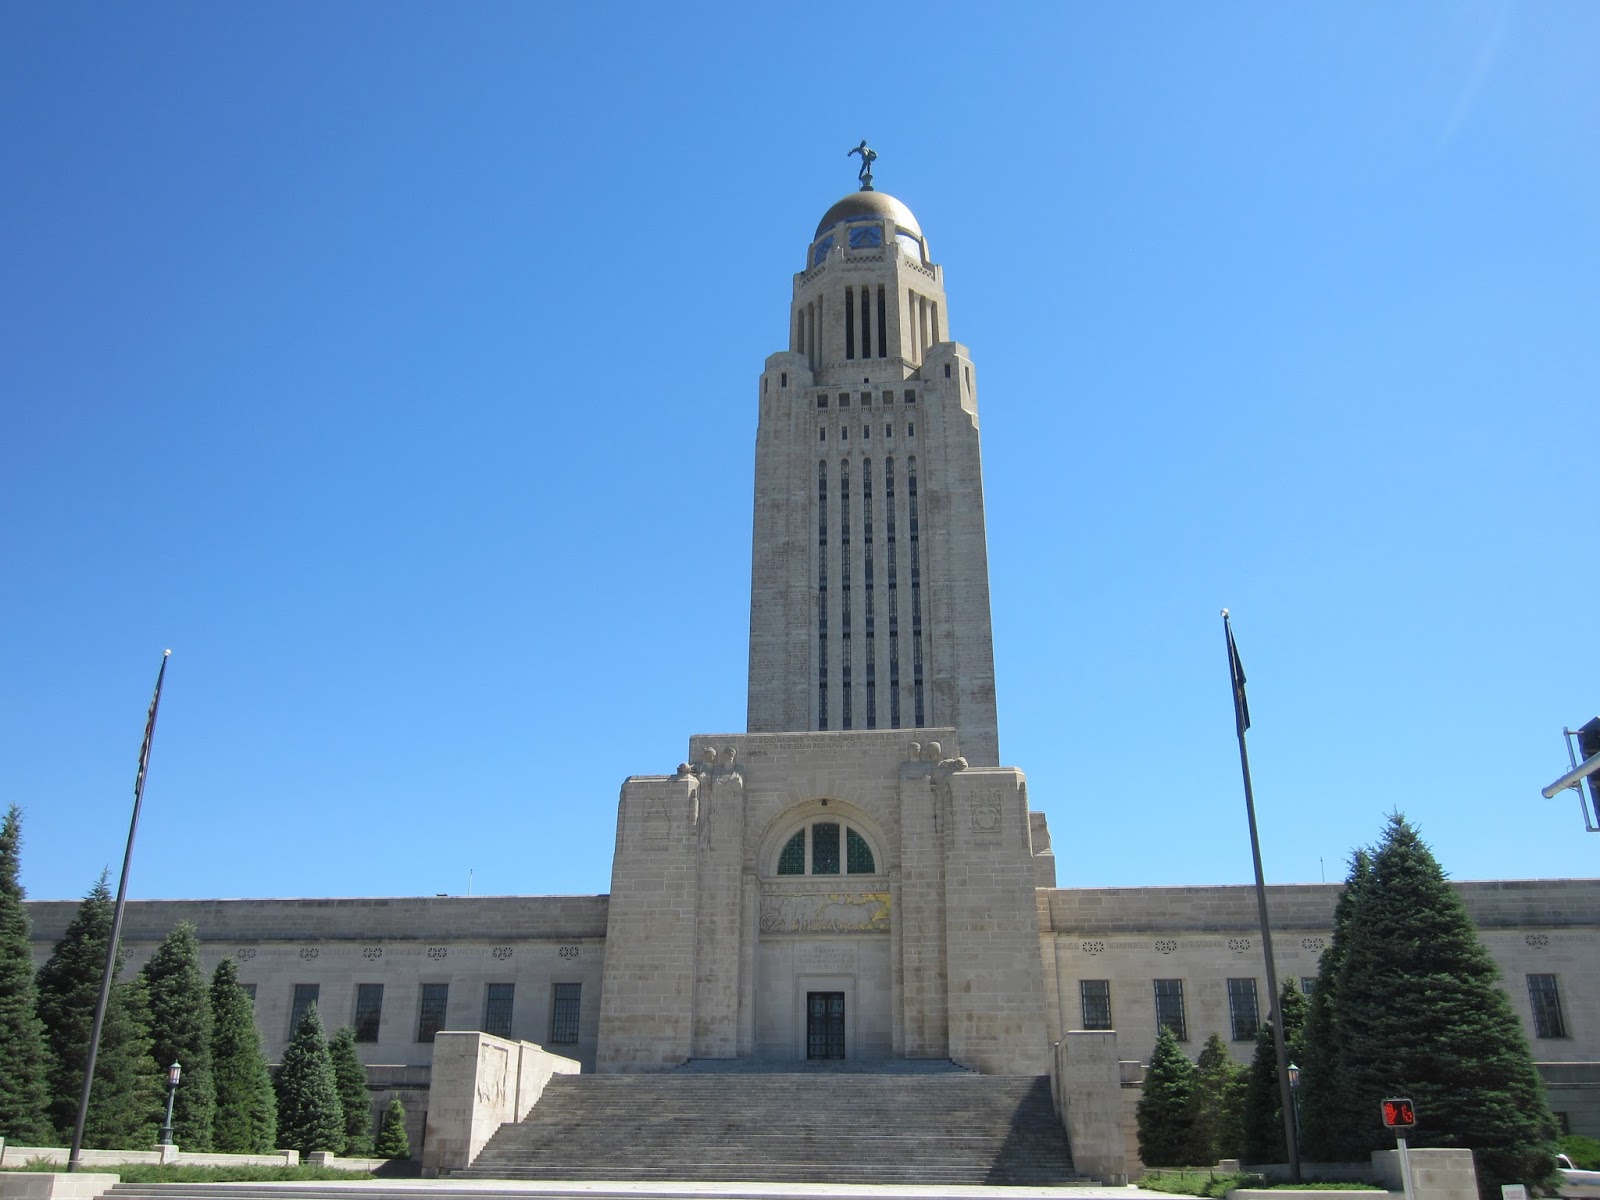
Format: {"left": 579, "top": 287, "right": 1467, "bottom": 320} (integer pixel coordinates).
{"left": 848, "top": 140, "right": 877, "bottom": 191}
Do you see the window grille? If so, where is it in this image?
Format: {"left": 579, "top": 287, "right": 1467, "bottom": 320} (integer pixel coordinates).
{"left": 1153, "top": 979, "right": 1187, "bottom": 1040}
{"left": 289, "top": 984, "right": 319, "bottom": 1036}
{"left": 1528, "top": 974, "right": 1567, "bottom": 1038}
{"left": 1227, "top": 977, "right": 1260, "bottom": 1040}
{"left": 778, "top": 830, "right": 805, "bottom": 875}
{"left": 483, "top": 983, "right": 514, "bottom": 1039}
{"left": 417, "top": 983, "right": 449, "bottom": 1043}
{"left": 846, "top": 828, "right": 875, "bottom": 874}
{"left": 1080, "top": 980, "right": 1112, "bottom": 1030}
{"left": 354, "top": 983, "right": 383, "bottom": 1043}
{"left": 550, "top": 983, "right": 581, "bottom": 1044}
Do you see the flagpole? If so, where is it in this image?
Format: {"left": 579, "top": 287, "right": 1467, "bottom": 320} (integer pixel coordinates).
{"left": 67, "top": 650, "right": 171, "bottom": 1172}
{"left": 1221, "top": 611, "right": 1301, "bottom": 1182}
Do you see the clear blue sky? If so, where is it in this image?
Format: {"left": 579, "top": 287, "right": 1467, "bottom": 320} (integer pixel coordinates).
{"left": 3, "top": 3, "right": 1596, "bottom": 904}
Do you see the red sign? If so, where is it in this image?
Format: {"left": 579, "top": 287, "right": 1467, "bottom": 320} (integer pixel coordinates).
{"left": 1382, "top": 1098, "right": 1417, "bottom": 1128}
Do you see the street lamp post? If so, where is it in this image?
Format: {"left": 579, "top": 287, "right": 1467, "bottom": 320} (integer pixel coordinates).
{"left": 157, "top": 1062, "right": 181, "bottom": 1147}
{"left": 1287, "top": 1062, "right": 1302, "bottom": 1147}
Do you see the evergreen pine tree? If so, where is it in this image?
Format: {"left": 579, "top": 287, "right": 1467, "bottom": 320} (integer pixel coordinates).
{"left": 1297, "top": 850, "right": 1372, "bottom": 1161}
{"left": 1137, "top": 1026, "right": 1196, "bottom": 1167}
{"left": 81, "top": 975, "right": 161, "bottom": 1149}
{"left": 328, "top": 1026, "right": 373, "bottom": 1156}
{"left": 0, "top": 806, "right": 52, "bottom": 1142}
{"left": 273, "top": 1003, "right": 343, "bottom": 1154}
{"left": 374, "top": 1097, "right": 409, "bottom": 1160}
{"left": 1333, "top": 815, "right": 1558, "bottom": 1199}
{"left": 141, "top": 922, "right": 215, "bottom": 1149}
{"left": 36, "top": 873, "right": 161, "bottom": 1143}
{"left": 1242, "top": 979, "right": 1309, "bottom": 1163}
{"left": 210, "top": 958, "right": 277, "bottom": 1153}
{"left": 1183, "top": 1032, "right": 1245, "bottom": 1165}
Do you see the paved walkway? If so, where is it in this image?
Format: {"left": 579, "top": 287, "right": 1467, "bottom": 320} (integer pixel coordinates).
{"left": 165, "top": 1182, "right": 1179, "bottom": 1200}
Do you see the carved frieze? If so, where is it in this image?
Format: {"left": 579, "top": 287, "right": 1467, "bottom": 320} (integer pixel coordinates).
{"left": 759, "top": 889, "right": 891, "bottom": 933}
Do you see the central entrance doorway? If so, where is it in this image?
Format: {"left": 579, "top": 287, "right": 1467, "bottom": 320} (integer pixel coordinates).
{"left": 806, "top": 991, "right": 845, "bottom": 1059}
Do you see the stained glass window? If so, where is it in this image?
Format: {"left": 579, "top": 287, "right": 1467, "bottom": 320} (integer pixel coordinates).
{"left": 778, "top": 830, "right": 806, "bottom": 875}
{"left": 812, "top": 822, "right": 841, "bottom": 874}
{"left": 847, "top": 828, "right": 875, "bottom": 874}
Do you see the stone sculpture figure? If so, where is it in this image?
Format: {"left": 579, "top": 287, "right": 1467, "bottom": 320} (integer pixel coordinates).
{"left": 848, "top": 140, "right": 877, "bottom": 190}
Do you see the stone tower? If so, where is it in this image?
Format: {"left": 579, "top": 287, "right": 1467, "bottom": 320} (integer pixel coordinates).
{"left": 746, "top": 187, "right": 1000, "bottom": 767}
{"left": 597, "top": 170, "right": 1050, "bottom": 1076}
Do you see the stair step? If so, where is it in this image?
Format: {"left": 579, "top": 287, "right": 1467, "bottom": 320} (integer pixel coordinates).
{"left": 453, "top": 1072, "right": 1083, "bottom": 1186}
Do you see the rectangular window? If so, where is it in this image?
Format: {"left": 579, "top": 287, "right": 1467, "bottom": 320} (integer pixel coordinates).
{"left": 860, "top": 391, "right": 871, "bottom": 407}
{"left": 1079, "top": 979, "right": 1112, "bottom": 1030}
{"left": 352, "top": 983, "right": 383, "bottom": 1043}
{"left": 484, "top": 983, "right": 515, "bottom": 1039}
{"left": 1300, "top": 976, "right": 1316, "bottom": 996}
{"left": 417, "top": 983, "right": 449, "bottom": 1043}
{"left": 1528, "top": 974, "right": 1567, "bottom": 1038}
{"left": 289, "top": 983, "right": 319, "bottom": 1036}
{"left": 904, "top": 389, "right": 915, "bottom": 403}
{"left": 1227, "top": 978, "right": 1260, "bottom": 1041}
{"left": 1153, "top": 979, "right": 1187, "bottom": 1041}
{"left": 817, "top": 394, "right": 827, "bottom": 408}
{"left": 550, "top": 983, "right": 581, "bottom": 1044}
{"left": 241, "top": 983, "right": 257, "bottom": 1005}
{"left": 838, "top": 392, "right": 849, "bottom": 407}
{"left": 819, "top": 429, "right": 826, "bottom": 442}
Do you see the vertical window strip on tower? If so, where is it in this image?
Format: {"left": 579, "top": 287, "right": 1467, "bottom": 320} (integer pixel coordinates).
{"left": 817, "top": 460, "right": 828, "bottom": 730}
{"left": 859, "top": 286, "right": 871, "bottom": 360}
{"left": 845, "top": 288, "right": 855, "bottom": 359}
{"left": 840, "top": 459, "right": 852, "bottom": 729}
{"left": 885, "top": 456, "right": 900, "bottom": 728}
{"left": 908, "top": 456, "right": 924, "bottom": 727}
{"left": 863, "top": 458, "right": 876, "bottom": 729}
{"left": 877, "top": 287, "right": 887, "bottom": 358}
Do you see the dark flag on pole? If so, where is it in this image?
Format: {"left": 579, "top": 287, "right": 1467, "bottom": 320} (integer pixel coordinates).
{"left": 134, "top": 654, "right": 169, "bottom": 798}
{"left": 1225, "top": 611, "right": 1251, "bottom": 735}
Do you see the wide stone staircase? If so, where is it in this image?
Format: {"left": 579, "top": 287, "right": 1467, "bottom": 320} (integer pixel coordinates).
{"left": 453, "top": 1069, "right": 1085, "bottom": 1184}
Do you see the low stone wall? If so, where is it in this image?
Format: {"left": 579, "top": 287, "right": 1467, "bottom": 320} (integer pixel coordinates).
{"left": 1371, "top": 1147, "right": 1479, "bottom": 1200}
{"left": 0, "top": 1174, "right": 121, "bottom": 1200}
{"left": 0, "top": 1144, "right": 298, "bottom": 1170}
{"left": 1052, "top": 1030, "right": 1128, "bottom": 1181}
{"left": 420, "top": 1030, "right": 581, "bottom": 1177}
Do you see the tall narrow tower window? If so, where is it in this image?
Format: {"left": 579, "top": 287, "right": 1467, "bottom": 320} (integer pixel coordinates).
{"left": 885, "top": 457, "right": 900, "bottom": 728}
{"left": 840, "top": 459, "right": 853, "bottom": 730}
{"left": 863, "top": 458, "right": 876, "bottom": 730}
{"left": 908, "top": 456, "right": 925, "bottom": 728}
{"left": 859, "top": 286, "right": 871, "bottom": 361}
{"left": 817, "top": 460, "right": 828, "bottom": 730}
{"left": 844, "top": 288, "right": 855, "bottom": 360}
{"left": 876, "top": 286, "right": 887, "bottom": 358}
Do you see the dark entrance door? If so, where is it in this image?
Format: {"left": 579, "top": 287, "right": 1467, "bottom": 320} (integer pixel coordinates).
{"left": 806, "top": 991, "right": 845, "bottom": 1059}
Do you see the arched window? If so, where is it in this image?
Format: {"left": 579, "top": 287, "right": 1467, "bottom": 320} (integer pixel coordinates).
{"left": 774, "top": 819, "right": 877, "bottom": 876}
